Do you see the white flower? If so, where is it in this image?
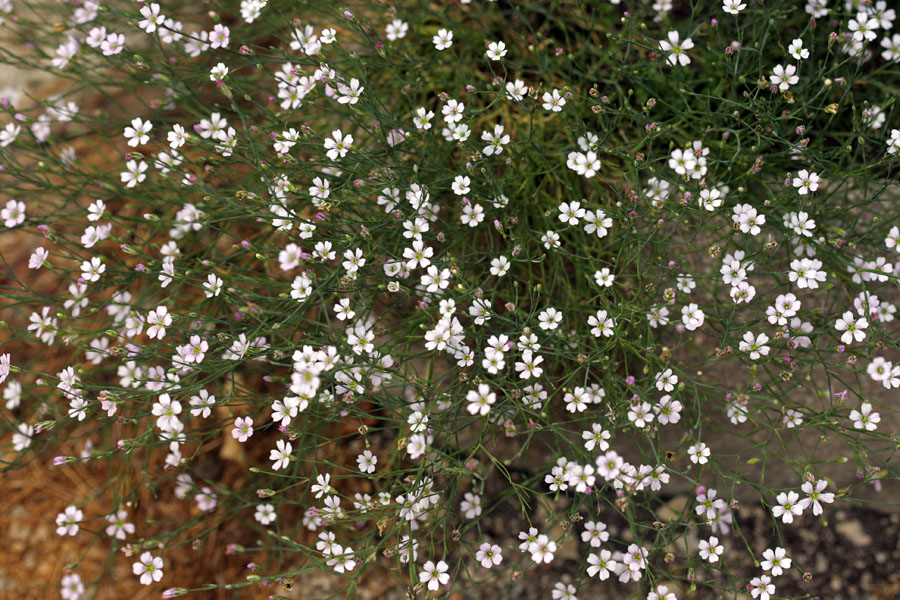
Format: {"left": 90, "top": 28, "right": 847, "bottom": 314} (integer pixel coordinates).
{"left": 770, "top": 64, "right": 799, "bottom": 90}
{"left": 687, "top": 442, "right": 710, "bottom": 465}
{"left": 231, "top": 416, "right": 254, "bottom": 442}
{"left": 152, "top": 394, "right": 182, "bottom": 431}
{"left": 60, "top": 574, "right": 84, "bottom": 600}
{"left": 146, "top": 305, "right": 172, "bottom": 339}
{"left": 749, "top": 575, "right": 775, "bottom": 600}
{"left": 403, "top": 239, "right": 433, "bottom": 269}
{"left": 419, "top": 560, "right": 449, "bottom": 590}
{"left": 357, "top": 449, "right": 377, "bottom": 473}
{"left": 476, "top": 543, "right": 503, "bottom": 568}
{"left": 787, "top": 210, "right": 816, "bottom": 237}
{"left": 132, "top": 552, "right": 164, "bottom": 585}
{"left": 887, "top": 128, "right": 900, "bottom": 154}
{"left": 732, "top": 203, "right": 766, "bottom": 235}
{"left": 739, "top": 331, "right": 770, "bottom": 360}
{"left": 586, "top": 549, "right": 617, "bottom": 579}
{"left": 12, "top": 422, "right": 32, "bottom": 451}
{"left": 541, "top": 89, "right": 566, "bottom": 112}
{"left": 433, "top": 29, "right": 453, "bottom": 51}
{"left": 648, "top": 585, "right": 678, "bottom": 600}
{"left": 848, "top": 11, "right": 879, "bottom": 43}
{"left": 655, "top": 368, "right": 678, "bottom": 392}
{"left": 337, "top": 78, "right": 364, "bottom": 104}
{"left": 730, "top": 280, "right": 756, "bottom": 304}
{"left": 834, "top": 310, "right": 868, "bottom": 344}
{"left": 210, "top": 62, "right": 229, "bottom": 81}
{"left": 863, "top": 105, "right": 887, "bottom": 130}
{"left": 668, "top": 148, "right": 696, "bottom": 176}
{"left": 168, "top": 124, "right": 188, "bottom": 149}
{"left": 56, "top": 505, "right": 83, "bottom": 536}
{"left": 681, "top": 303, "right": 705, "bottom": 331}
{"left": 333, "top": 298, "right": 355, "bottom": 321}
{"left": 489, "top": 255, "right": 510, "bottom": 277}
{"left": 799, "top": 479, "right": 835, "bottom": 516}
{"left": 319, "top": 27, "right": 336, "bottom": 44}
{"left": 323, "top": 129, "right": 353, "bottom": 160}
{"left": 538, "top": 307, "right": 563, "bottom": 330}
{"left": 120, "top": 160, "right": 148, "bottom": 188}
{"left": 413, "top": 107, "right": 434, "bottom": 130}
{"left": 698, "top": 536, "right": 724, "bottom": 563}
{"left": 481, "top": 124, "right": 509, "bottom": 155}
{"left": 582, "top": 425, "right": 611, "bottom": 452}
{"left": 208, "top": 23, "right": 230, "bottom": 49}
{"left": 789, "top": 258, "right": 826, "bottom": 289}
{"left": 659, "top": 31, "right": 695, "bottom": 66}
{"left": 124, "top": 117, "right": 152, "bottom": 147}
{"left": 551, "top": 582, "right": 576, "bottom": 600}
{"left": 699, "top": 187, "right": 723, "bottom": 211}
{"left": 486, "top": 40, "right": 507, "bottom": 61}
{"left": 25, "top": 247, "right": 46, "bottom": 269}
{"left": 648, "top": 305, "right": 670, "bottom": 328}
{"left": 101, "top": 32, "right": 125, "bottom": 56}
{"left": 788, "top": 38, "right": 809, "bottom": 60}
{"left": 460, "top": 492, "right": 482, "bottom": 519}
{"left": 622, "top": 543, "right": 648, "bottom": 574}
{"left": 385, "top": 19, "right": 408, "bottom": 41}
{"left": 558, "top": 201, "right": 585, "bottom": 225}
{"left": 530, "top": 534, "right": 556, "bottom": 564}
{"left": 189, "top": 389, "right": 215, "bottom": 418}
{"left": 450, "top": 123, "right": 470, "bottom": 142}
{"left": 883, "top": 36, "right": 900, "bottom": 63}
{"left": 138, "top": 3, "right": 165, "bottom": 33}
{"left": 105, "top": 509, "right": 136, "bottom": 540}
{"left": 269, "top": 439, "right": 292, "bottom": 471}
{"left": 310, "top": 473, "right": 333, "bottom": 500}
{"left": 0, "top": 122, "right": 21, "bottom": 147}
{"left": 792, "top": 169, "right": 820, "bottom": 195}
{"left": 466, "top": 383, "right": 496, "bottom": 416}
{"left": 505, "top": 79, "right": 527, "bottom": 101}
{"left": 1, "top": 199, "right": 25, "bottom": 228}
{"left": 541, "top": 230, "right": 560, "bottom": 249}
{"left": 849, "top": 402, "right": 881, "bottom": 431}
{"left": 583, "top": 208, "right": 611, "bottom": 237}
{"left": 567, "top": 151, "right": 602, "bottom": 178}
{"left": 722, "top": 0, "right": 746, "bottom": 14}
{"left": 767, "top": 293, "right": 800, "bottom": 325}
{"left": 451, "top": 174, "right": 470, "bottom": 195}
{"left": 255, "top": 503, "right": 277, "bottom": 525}
{"left": 627, "top": 402, "right": 654, "bottom": 428}
{"left": 655, "top": 395, "right": 683, "bottom": 425}
{"left": 594, "top": 268, "right": 615, "bottom": 287}
{"left": 202, "top": 273, "right": 223, "bottom": 298}
{"left": 771, "top": 490, "right": 803, "bottom": 523}
{"left": 588, "top": 309, "right": 615, "bottom": 337}
{"left": 760, "top": 547, "right": 792, "bottom": 576}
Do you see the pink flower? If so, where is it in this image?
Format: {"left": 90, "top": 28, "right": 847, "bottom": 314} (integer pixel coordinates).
{"left": 232, "top": 416, "right": 254, "bottom": 442}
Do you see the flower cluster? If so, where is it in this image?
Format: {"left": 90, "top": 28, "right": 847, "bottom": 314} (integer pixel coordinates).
{"left": 1, "top": 0, "right": 899, "bottom": 599}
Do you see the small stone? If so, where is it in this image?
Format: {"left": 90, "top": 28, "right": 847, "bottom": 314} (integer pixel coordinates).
{"left": 814, "top": 554, "right": 828, "bottom": 573}
{"left": 831, "top": 574, "right": 843, "bottom": 590}
{"left": 835, "top": 519, "right": 872, "bottom": 547}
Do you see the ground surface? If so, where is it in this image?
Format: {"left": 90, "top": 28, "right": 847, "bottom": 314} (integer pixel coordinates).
{"left": 4, "top": 451, "right": 900, "bottom": 599}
